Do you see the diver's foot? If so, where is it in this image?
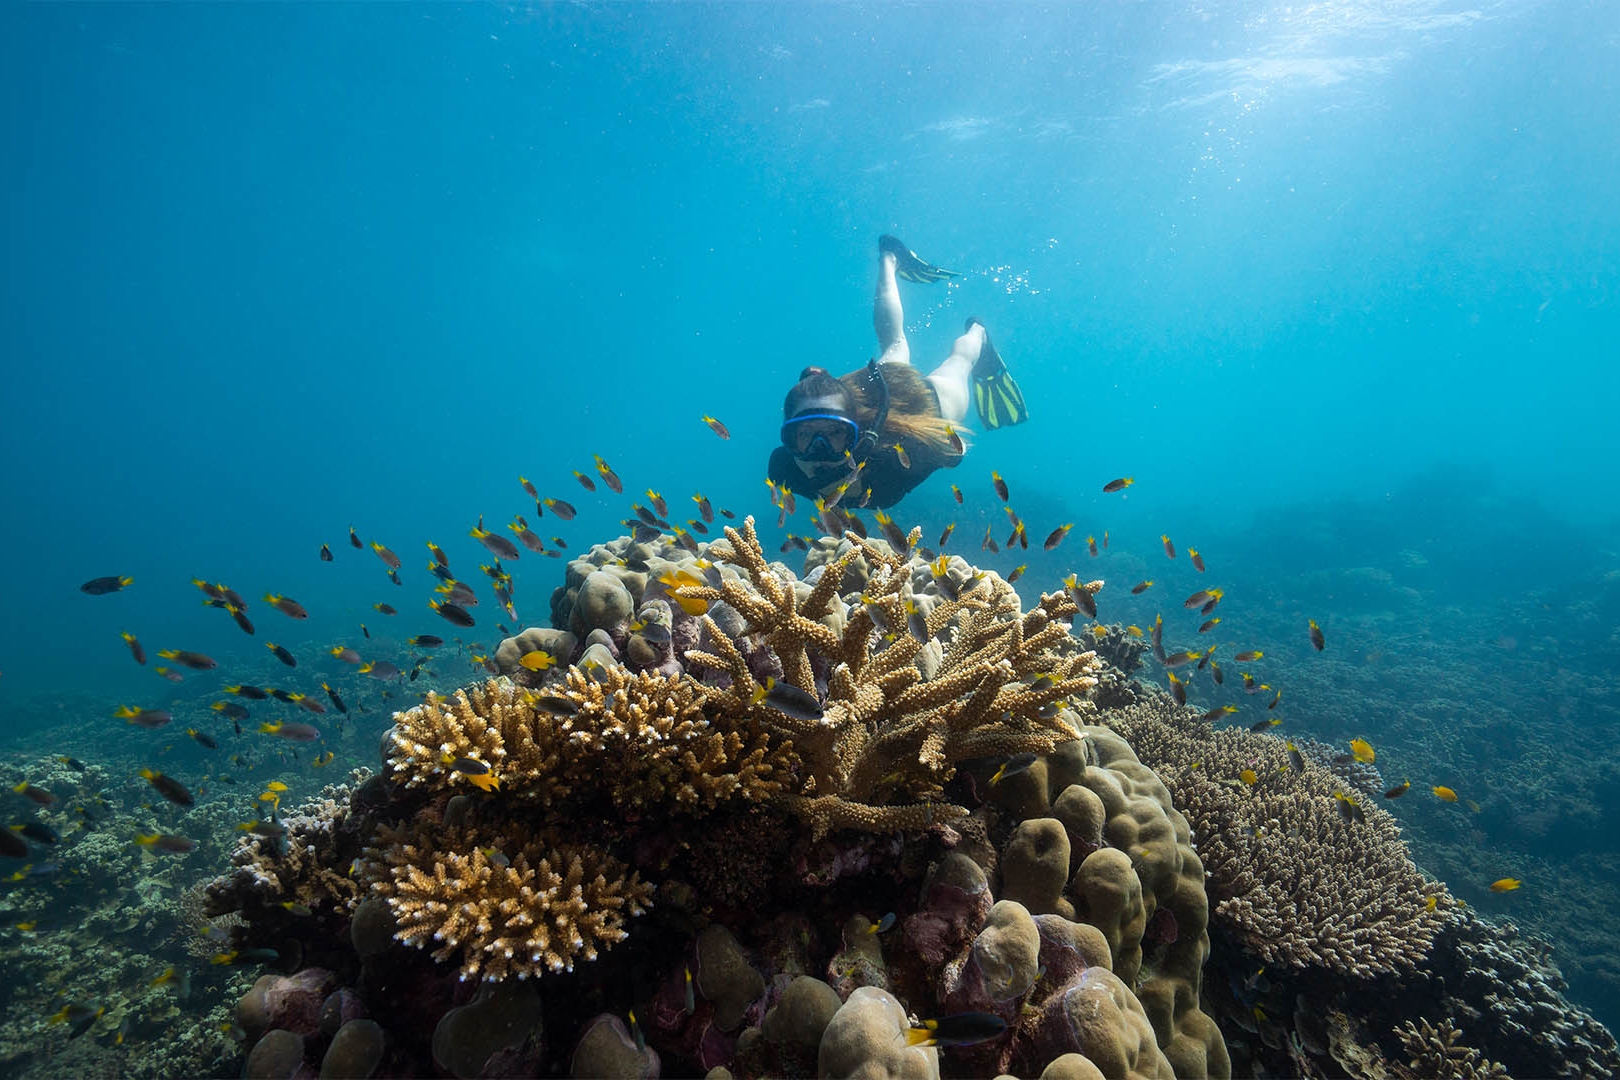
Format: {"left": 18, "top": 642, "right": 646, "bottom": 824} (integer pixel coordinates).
{"left": 966, "top": 319, "right": 1001, "bottom": 380}
{"left": 969, "top": 325, "right": 1030, "bottom": 429}
{"left": 879, "top": 235, "right": 959, "bottom": 284}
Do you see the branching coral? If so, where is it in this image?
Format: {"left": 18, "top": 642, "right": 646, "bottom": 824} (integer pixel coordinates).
{"left": 684, "top": 516, "right": 1105, "bottom": 839}
{"left": 363, "top": 823, "right": 653, "bottom": 982}
{"left": 1107, "top": 695, "right": 1445, "bottom": 976}
{"left": 387, "top": 668, "right": 794, "bottom": 813}
{"left": 1393, "top": 1017, "right": 1509, "bottom": 1079}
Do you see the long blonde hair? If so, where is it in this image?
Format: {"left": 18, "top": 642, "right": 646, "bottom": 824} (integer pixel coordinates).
{"left": 839, "top": 363, "right": 969, "bottom": 461}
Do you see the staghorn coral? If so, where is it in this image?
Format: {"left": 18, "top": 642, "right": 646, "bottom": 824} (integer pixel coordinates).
{"left": 1393, "top": 1017, "right": 1510, "bottom": 1079}
{"left": 1107, "top": 694, "right": 1445, "bottom": 976}
{"left": 363, "top": 822, "right": 654, "bottom": 982}
{"left": 387, "top": 668, "right": 794, "bottom": 813}
{"left": 685, "top": 516, "right": 1105, "bottom": 839}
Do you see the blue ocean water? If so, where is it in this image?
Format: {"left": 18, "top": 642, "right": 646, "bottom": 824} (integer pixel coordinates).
{"left": 3, "top": 0, "right": 1617, "bottom": 1062}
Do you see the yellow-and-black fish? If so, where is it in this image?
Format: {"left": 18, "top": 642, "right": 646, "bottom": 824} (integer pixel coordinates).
{"left": 1286, "top": 740, "right": 1305, "bottom": 773}
{"left": 471, "top": 518, "right": 521, "bottom": 560}
{"left": 1063, "top": 574, "right": 1098, "bottom": 620}
{"left": 991, "top": 471, "right": 1009, "bottom": 501}
{"left": 938, "top": 523, "right": 956, "bottom": 548}
{"left": 1309, "top": 619, "right": 1326, "bottom": 651}
{"left": 1200, "top": 704, "right": 1238, "bottom": 722}
{"left": 371, "top": 541, "right": 401, "bottom": 570}
{"left": 120, "top": 632, "right": 145, "bottom": 666}
{"left": 186, "top": 728, "right": 218, "bottom": 749}
{"left": 135, "top": 833, "right": 195, "bottom": 854}
{"left": 951, "top": 484, "right": 963, "bottom": 504}
{"left": 1167, "top": 671, "right": 1186, "bottom": 705}
{"left": 158, "top": 649, "right": 216, "bottom": 671}
{"left": 430, "top": 600, "right": 476, "bottom": 627}
{"left": 1087, "top": 534, "right": 1098, "bottom": 557}
{"left": 701, "top": 414, "right": 731, "bottom": 440}
{"left": 1189, "top": 548, "right": 1206, "bottom": 573}
{"left": 1384, "top": 779, "right": 1410, "bottom": 799}
{"left": 572, "top": 469, "right": 597, "bottom": 492}
{"left": 116, "top": 705, "right": 171, "bottom": 729}
{"left": 321, "top": 683, "right": 348, "bottom": 714}
{"left": 259, "top": 721, "right": 320, "bottom": 743}
{"left": 319, "top": 543, "right": 333, "bottom": 562}
{"left": 266, "top": 643, "right": 297, "bottom": 667}
{"left": 989, "top": 752, "right": 1039, "bottom": 786}
{"left": 139, "top": 769, "right": 194, "bottom": 807}
{"left": 226, "top": 604, "right": 255, "bottom": 635}
{"left": 81, "top": 575, "right": 133, "bottom": 596}
{"left": 349, "top": 526, "right": 363, "bottom": 549}
{"left": 543, "top": 497, "right": 577, "bottom": 521}
{"left": 1198, "top": 618, "right": 1221, "bottom": 634}
{"left": 1007, "top": 564, "right": 1026, "bottom": 584}
{"left": 1161, "top": 534, "right": 1176, "bottom": 559}
{"left": 594, "top": 454, "right": 623, "bottom": 493}
{"left": 1131, "top": 580, "right": 1154, "bottom": 595}
{"left": 264, "top": 594, "right": 308, "bottom": 620}
{"left": 12, "top": 782, "right": 56, "bottom": 807}
{"left": 905, "top": 1012, "right": 1007, "bottom": 1048}
{"left": 1043, "top": 523, "right": 1072, "bottom": 551}
{"left": 1102, "top": 477, "right": 1133, "bottom": 493}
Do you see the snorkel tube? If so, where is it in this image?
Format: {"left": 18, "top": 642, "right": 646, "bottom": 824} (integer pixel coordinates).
{"left": 849, "top": 359, "right": 891, "bottom": 464}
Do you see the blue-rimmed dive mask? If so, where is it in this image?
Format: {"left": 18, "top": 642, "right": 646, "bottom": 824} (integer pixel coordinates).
{"left": 781, "top": 413, "right": 860, "bottom": 462}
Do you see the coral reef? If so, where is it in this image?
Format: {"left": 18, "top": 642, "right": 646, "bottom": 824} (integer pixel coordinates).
{"left": 1106, "top": 695, "right": 1445, "bottom": 976}
{"left": 191, "top": 525, "right": 1617, "bottom": 1079}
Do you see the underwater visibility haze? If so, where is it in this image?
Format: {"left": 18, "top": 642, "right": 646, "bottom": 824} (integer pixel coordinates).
{"left": 2, "top": 2, "right": 1618, "bottom": 1077}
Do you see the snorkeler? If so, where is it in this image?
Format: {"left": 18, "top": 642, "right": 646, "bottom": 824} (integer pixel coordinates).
{"left": 768, "top": 235, "right": 1028, "bottom": 510}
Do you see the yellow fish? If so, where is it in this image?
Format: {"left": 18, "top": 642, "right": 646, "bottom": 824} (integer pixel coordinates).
{"left": 1424, "top": 895, "right": 1439, "bottom": 912}
{"left": 1489, "top": 878, "right": 1521, "bottom": 893}
{"left": 266, "top": 781, "right": 289, "bottom": 793}
{"left": 1432, "top": 785, "right": 1458, "bottom": 803}
{"left": 311, "top": 751, "right": 335, "bottom": 767}
{"left": 658, "top": 570, "right": 709, "bottom": 616}
{"left": 1349, "top": 738, "right": 1375, "bottom": 764}
{"left": 518, "top": 650, "right": 555, "bottom": 671}
{"left": 1239, "top": 769, "right": 1258, "bottom": 786}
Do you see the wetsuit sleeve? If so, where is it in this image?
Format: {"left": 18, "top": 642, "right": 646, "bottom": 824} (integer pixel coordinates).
{"left": 766, "top": 446, "right": 798, "bottom": 491}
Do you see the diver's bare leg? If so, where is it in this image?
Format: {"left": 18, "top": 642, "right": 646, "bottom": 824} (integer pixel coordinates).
{"left": 926, "top": 324, "right": 980, "bottom": 427}
{"left": 874, "top": 248, "right": 911, "bottom": 367}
